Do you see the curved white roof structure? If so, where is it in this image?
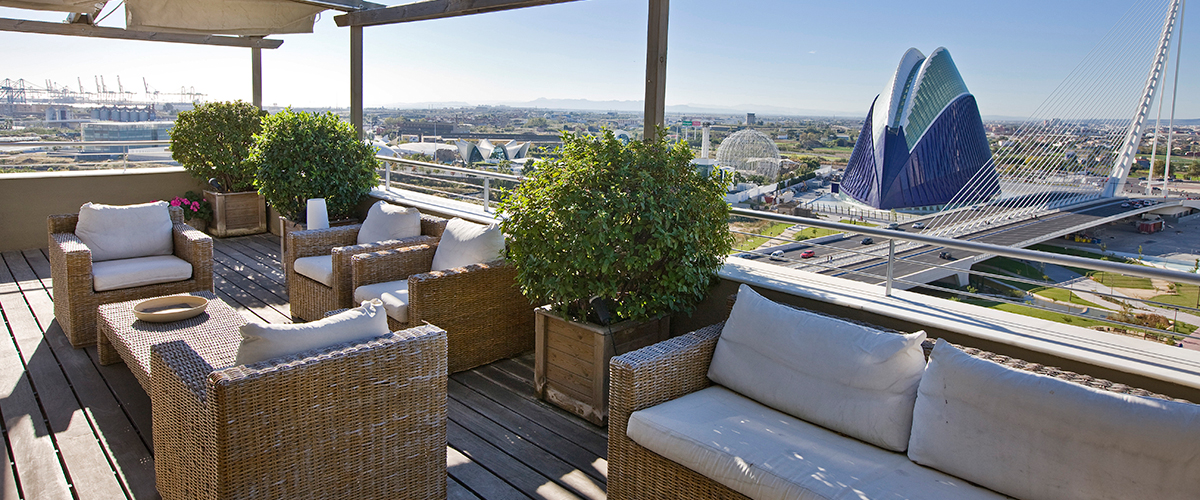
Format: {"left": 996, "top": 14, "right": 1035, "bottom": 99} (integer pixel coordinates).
{"left": 871, "top": 47, "right": 971, "bottom": 164}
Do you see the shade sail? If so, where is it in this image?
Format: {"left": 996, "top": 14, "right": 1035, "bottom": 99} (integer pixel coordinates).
{"left": 0, "top": 0, "right": 105, "bottom": 13}
{"left": 125, "top": 0, "right": 323, "bottom": 35}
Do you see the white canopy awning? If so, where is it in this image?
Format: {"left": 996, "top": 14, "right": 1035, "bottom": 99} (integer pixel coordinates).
{"left": 125, "top": 0, "right": 324, "bottom": 35}
{"left": 0, "top": 0, "right": 105, "bottom": 13}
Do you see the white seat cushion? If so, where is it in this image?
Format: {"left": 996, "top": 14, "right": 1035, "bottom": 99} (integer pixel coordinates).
{"left": 354, "top": 280, "right": 409, "bottom": 324}
{"left": 708, "top": 284, "right": 927, "bottom": 452}
{"left": 293, "top": 255, "right": 333, "bottom": 286}
{"left": 92, "top": 255, "right": 193, "bottom": 292}
{"left": 909, "top": 339, "right": 1200, "bottom": 500}
{"left": 76, "top": 201, "right": 174, "bottom": 262}
{"left": 628, "top": 386, "right": 1005, "bottom": 500}
{"left": 430, "top": 217, "right": 505, "bottom": 271}
{"left": 235, "top": 299, "right": 390, "bottom": 365}
{"left": 357, "top": 201, "right": 422, "bottom": 245}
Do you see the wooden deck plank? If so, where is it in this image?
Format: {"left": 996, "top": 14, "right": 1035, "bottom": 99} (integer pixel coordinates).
{"left": 448, "top": 420, "right": 582, "bottom": 500}
{"left": 210, "top": 271, "right": 291, "bottom": 325}
{"left": 211, "top": 259, "right": 290, "bottom": 319}
{"left": 1, "top": 252, "right": 136, "bottom": 500}
{"left": 452, "top": 370, "right": 608, "bottom": 459}
{"left": 14, "top": 251, "right": 159, "bottom": 499}
{"left": 231, "top": 234, "right": 282, "bottom": 263}
{"left": 212, "top": 241, "right": 287, "bottom": 290}
{"left": 446, "top": 447, "right": 527, "bottom": 500}
{"left": 448, "top": 398, "right": 605, "bottom": 500}
{"left": 447, "top": 476, "right": 483, "bottom": 500}
{"left": 449, "top": 379, "right": 605, "bottom": 483}
{"left": 2, "top": 426, "right": 21, "bottom": 500}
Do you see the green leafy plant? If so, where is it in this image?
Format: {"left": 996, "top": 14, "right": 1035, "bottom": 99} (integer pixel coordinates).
{"left": 169, "top": 100, "right": 266, "bottom": 192}
{"left": 249, "top": 109, "right": 379, "bottom": 221}
{"left": 499, "top": 130, "right": 733, "bottom": 324}
{"left": 168, "top": 191, "right": 213, "bottom": 222}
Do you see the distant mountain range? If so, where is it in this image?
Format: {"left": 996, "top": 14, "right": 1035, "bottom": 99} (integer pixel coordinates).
{"left": 375, "top": 98, "right": 1197, "bottom": 122}
{"left": 377, "top": 98, "right": 862, "bottom": 118}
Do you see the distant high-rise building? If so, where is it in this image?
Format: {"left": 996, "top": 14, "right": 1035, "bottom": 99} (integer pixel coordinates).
{"left": 841, "top": 47, "right": 998, "bottom": 209}
{"left": 746, "top": 113, "right": 756, "bottom": 126}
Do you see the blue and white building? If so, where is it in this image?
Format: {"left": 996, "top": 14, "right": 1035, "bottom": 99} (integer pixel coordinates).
{"left": 841, "top": 47, "right": 999, "bottom": 210}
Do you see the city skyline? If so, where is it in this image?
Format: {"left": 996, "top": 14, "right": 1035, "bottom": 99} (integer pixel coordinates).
{"left": 1, "top": 0, "right": 1196, "bottom": 119}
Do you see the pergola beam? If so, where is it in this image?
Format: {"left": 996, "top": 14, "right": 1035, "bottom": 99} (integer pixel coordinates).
{"left": 334, "top": 0, "right": 583, "bottom": 28}
{"left": 643, "top": 0, "right": 667, "bottom": 141}
{"left": 287, "top": 0, "right": 386, "bottom": 12}
{"left": 0, "top": 18, "right": 284, "bottom": 48}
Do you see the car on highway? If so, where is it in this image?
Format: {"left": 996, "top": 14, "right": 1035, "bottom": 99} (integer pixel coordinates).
{"left": 800, "top": 250, "right": 815, "bottom": 259}
{"left": 861, "top": 237, "right": 874, "bottom": 245}
{"left": 1121, "top": 203, "right": 1131, "bottom": 208}
{"left": 770, "top": 250, "right": 784, "bottom": 261}
{"left": 912, "top": 222, "right": 926, "bottom": 229}
{"left": 939, "top": 251, "right": 953, "bottom": 260}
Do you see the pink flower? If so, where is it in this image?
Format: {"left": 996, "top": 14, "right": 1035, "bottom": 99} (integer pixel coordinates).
{"left": 191, "top": 201, "right": 201, "bottom": 211}
{"left": 170, "top": 199, "right": 182, "bottom": 207}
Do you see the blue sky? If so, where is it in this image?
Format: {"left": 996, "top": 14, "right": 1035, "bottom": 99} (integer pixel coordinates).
{"left": 1, "top": 0, "right": 1195, "bottom": 118}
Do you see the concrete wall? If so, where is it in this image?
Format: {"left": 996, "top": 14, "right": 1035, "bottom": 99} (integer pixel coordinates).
{"left": 0, "top": 167, "right": 208, "bottom": 252}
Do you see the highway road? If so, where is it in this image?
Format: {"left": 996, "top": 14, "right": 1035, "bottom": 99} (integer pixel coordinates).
{"left": 749, "top": 197, "right": 1170, "bottom": 286}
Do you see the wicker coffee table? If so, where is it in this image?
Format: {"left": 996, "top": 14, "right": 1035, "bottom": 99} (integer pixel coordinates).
{"left": 97, "top": 291, "right": 245, "bottom": 393}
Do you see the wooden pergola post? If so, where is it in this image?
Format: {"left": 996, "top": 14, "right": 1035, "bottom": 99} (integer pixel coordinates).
{"left": 350, "top": 25, "right": 364, "bottom": 138}
{"left": 643, "top": 0, "right": 668, "bottom": 142}
{"left": 251, "top": 37, "right": 263, "bottom": 108}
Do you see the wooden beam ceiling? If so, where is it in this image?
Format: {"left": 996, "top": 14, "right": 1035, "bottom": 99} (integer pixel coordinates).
{"left": 0, "top": 18, "right": 285, "bottom": 48}
{"left": 335, "top": 0, "right": 583, "bottom": 28}
{"left": 287, "top": 0, "right": 386, "bottom": 12}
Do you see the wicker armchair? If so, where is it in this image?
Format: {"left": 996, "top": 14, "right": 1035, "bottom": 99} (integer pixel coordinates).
{"left": 48, "top": 206, "right": 213, "bottom": 348}
{"left": 286, "top": 213, "right": 447, "bottom": 322}
{"left": 351, "top": 243, "right": 535, "bottom": 373}
{"left": 150, "top": 323, "right": 448, "bottom": 500}
{"left": 607, "top": 319, "right": 1185, "bottom": 500}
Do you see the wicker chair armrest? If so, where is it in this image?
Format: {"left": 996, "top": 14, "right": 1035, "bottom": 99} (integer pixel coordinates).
{"left": 609, "top": 322, "right": 723, "bottom": 435}
{"left": 351, "top": 244, "right": 437, "bottom": 289}
{"left": 49, "top": 231, "right": 94, "bottom": 282}
{"left": 420, "top": 213, "right": 449, "bottom": 238}
{"left": 150, "top": 339, "right": 215, "bottom": 404}
{"left": 172, "top": 223, "right": 213, "bottom": 265}
{"left": 287, "top": 224, "right": 362, "bottom": 262}
{"left": 330, "top": 234, "right": 439, "bottom": 301}
{"left": 406, "top": 260, "right": 524, "bottom": 324}
{"left": 47, "top": 213, "right": 79, "bottom": 234}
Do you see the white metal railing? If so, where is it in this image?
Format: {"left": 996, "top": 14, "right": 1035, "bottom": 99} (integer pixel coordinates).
{"left": 731, "top": 207, "right": 1200, "bottom": 344}
{"left": 376, "top": 155, "right": 523, "bottom": 212}
{"left": 0, "top": 140, "right": 175, "bottom": 172}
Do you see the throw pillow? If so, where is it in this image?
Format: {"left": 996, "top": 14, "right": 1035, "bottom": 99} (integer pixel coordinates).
{"left": 75, "top": 201, "right": 174, "bottom": 262}
{"left": 430, "top": 217, "right": 505, "bottom": 271}
{"left": 708, "top": 284, "right": 927, "bottom": 452}
{"left": 235, "top": 299, "right": 390, "bottom": 365}
{"left": 357, "top": 201, "right": 422, "bottom": 245}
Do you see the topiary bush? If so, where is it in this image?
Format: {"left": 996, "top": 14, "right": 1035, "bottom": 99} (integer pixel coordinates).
{"left": 249, "top": 109, "right": 379, "bottom": 221}
{"left": 169, "top": 100, "right": 265, "bottom": 192}
{"left": 499, "top": 130, "right": 733, "bottom": 324}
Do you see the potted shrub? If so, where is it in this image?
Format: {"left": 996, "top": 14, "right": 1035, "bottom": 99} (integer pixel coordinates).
{"left": 498, "top": 130, "right": 732, "bottom": 425}
{"left": 249, "top": 108, "right": 380, "bottom": 258}
{"left": 170, "top": 100, "right": 268, "bottom": 237}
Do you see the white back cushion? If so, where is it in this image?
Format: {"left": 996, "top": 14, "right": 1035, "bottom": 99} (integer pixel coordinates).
{"left": 430, "top": 217, "right": 505, "bottom": 271}
{"left": 76, "top": 201, "right": 173, "bottom": 262}
{"left": 909, "top": 339, "right": 1200, "bottom": 500}
{"left": 708, "top": 284, "right": 927, "bottom": 452}
{"left": 357, "top": 201, "right": 422, "bottom": 245}
{"left": 234, "top": 299, "right": 390, "bottom": 365}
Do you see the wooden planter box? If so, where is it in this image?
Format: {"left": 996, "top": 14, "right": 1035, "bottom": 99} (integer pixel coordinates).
{"left": 203, "top": 190, "right": 267, "bottom": 237}
{"left": 534, "top": 306, "right": 671, "bottom": 426}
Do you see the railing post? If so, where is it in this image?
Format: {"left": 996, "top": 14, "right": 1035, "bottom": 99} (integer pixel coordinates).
{"left": 483, "top": 178, "right": 491, "bottom": 212}
{"left": 385, "top": 161, "right": 391, "bottom": 192}
{"left": 885, "top": 239, "right": 895, "bottom": 297}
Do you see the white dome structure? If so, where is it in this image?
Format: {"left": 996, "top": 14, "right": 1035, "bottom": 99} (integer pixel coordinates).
{"left": 716, "top": 129, "right": 781, "bottom": 178}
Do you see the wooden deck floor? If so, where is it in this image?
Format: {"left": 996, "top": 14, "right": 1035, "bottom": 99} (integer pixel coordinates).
{"left": 0, "top": 233, "right": 607, "bottom": 500}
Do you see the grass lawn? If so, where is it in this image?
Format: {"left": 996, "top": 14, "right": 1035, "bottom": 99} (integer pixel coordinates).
{"left": 1149, "top": 284, "right": 1200, "bottom": 309}
{"left": 839, "top": 219, "right": 878, "bottom": 227}
{"left": 794, "top": 227, "right": 840, "bottom": 241}
{"left": 962, "top": 299, "right": 1196, "bottom": 336}
{"left": 980, "top": 257, "right": 1049, "bottom": 281}
{"left": 811, "top": 147, "right": 854, "bottom": 154}
{"left": 1088, "top": 272, "right": 1154, "bottom": 289}
{"left": 732, "top": 221, "right": 792, "bottom": 251}
{"left": 1027, "top": 244, "right": 1129, "bottom": 274}
{"left": 1032, "top": 287, "right": 1109, "bottom": 310}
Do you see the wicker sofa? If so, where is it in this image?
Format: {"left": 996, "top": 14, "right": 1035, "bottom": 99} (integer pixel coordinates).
{"left": 609, "top": 285, "right": 1200, "bottom": 500}
{"left": 350, "top": 242, "right": 534, "bottom": 373}
{"left": 48, "top": 205, "right": 213, "bottom": 347}
{"left": 285, "top": 211, "right": 447, "bottom": 322}
{"left": 150, "top": 321, "right": 448, "bottom": 500}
